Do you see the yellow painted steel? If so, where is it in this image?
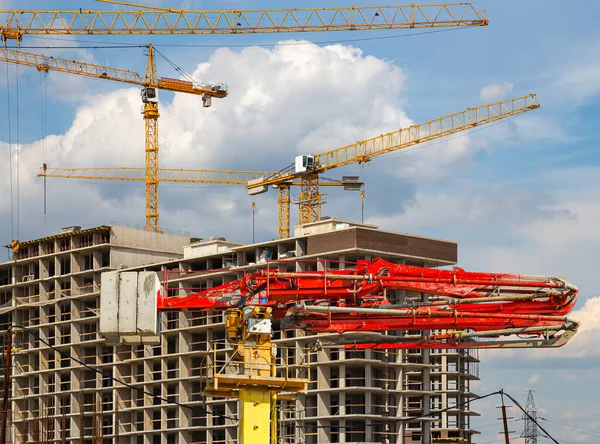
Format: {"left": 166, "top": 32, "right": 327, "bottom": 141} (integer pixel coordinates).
{"left": 298, "top": 173, "right": 321, "bottom": 226}
{"left": 270, "top": 392, "right": 277, "bottom": 444}
{"left": 0, "top": 47, "right": 227, "bottom": 98}
{"left": 143, "top": 45, "right": 161, "bottom": 231}
{"left": 248, "top": 94, "right": 541, "bottom": 225}
{"left": 0, "top": 4, "right": 487, "bottom": 41}
{"left": 203, "top": 308, "right": 308, "bottom": 444}
{"left": 312, "top": 94, "right": 539, "bottom": 172}
{"left": 38, "top": 166, "right": 361, "bottom": 187}
{"left": 144, "top": 103, "right": 160, "bottom": 231}
{"left": 39, "top": 166, "right": 277, "bottom": 184}
{"left": 38, "top": 166, "right": 360, "bottom": 237}
{"left": 39, "top": 94, "right": 540, "bottom": 233}
{"left": 277, "top": 185, "right": 291, "bottom": 240}
{"left": 0, "top": 45, "right": 227, "bottom": 233}
{"left": 0, "top": 3, "right": 486, "bottom": 234}
{"left": 240, "top": 389, "right": 271, "bottom": 444}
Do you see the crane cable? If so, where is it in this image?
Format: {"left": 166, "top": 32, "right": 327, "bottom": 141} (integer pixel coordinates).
{"left": 19, "top": 26, "right": 472, "bottom": 49}
{"left": 15, "top": 64, "right": 20, "bottom": 242}
{"left": 153, "top": 46, "right": 213, "bottom": 90}
{"left": 4, "top": 63, "right": 14, "bottom": 243}
{"left": 39, "top": 69, "right": 48, "bottom": 221}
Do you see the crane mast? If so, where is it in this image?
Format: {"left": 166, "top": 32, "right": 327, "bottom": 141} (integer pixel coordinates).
{"left": 143, "top": 45, "right": 160, "bottom": 231}
{"left": 0, "top": 45, "right": 228, "bottom": 233}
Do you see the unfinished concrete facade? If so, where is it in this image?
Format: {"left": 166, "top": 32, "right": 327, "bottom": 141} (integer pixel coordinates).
{"left": 0, "top": 225, "right": 190, "bottom": 443}
{"left": 0, "top": 220, "right": 479, "bottom": 443}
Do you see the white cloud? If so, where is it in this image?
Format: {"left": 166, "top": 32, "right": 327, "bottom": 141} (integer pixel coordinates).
{"left": 566, "top": 429, "right": 591, "bottom": 443}
{"left": 367, "top": 187, "right": 562, "bottom": 245}
{"left": 159, "top": 42, "right": 411, "bottom": 170}
{"left": 527, "top": 374, "right": 540, "bottom": 384}
{"left": 551, "top": 38, "right": 600, "bottom": 104}
{"left": 1, "top": 40, "right": 553, "bottom": 244}
{"left": 480, "top": 198, "right": 600, "bottom": 292}
{"left": 0, "top": 41, "right": 424, "bottom": 242}
{"left": 556, "top": 64, "right": 600, "bottom": 102}
{"left": 561, "top": 410, "right": 577, "bottom": 420}
{"left": 561, "top": 297, "right": 600, "bottom": 358}
{"left": 0, "top": 36, "right": 99, "bottom": 101}
{"left": 479, "top": 82, "right": 514, "bottom": 102}
{"left": 383, "top": 135, "right": 473, "bottom": 183}
{"left": 558, "top": 371, "right": 577, "bottom": 383}
{"left": 368, "top": 181, "right": 600, "bottom": 361}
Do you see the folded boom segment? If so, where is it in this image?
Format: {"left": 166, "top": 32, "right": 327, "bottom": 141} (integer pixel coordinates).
{"left": 158, "top": 257, "right": 579, "bottom": 349}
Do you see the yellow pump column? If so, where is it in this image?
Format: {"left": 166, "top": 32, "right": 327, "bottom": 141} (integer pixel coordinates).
{"left": 205, "top": 307, "right": 309, "bottom": 444}
{"left": 239, "top": 389, "right": 271, "bottom": 443}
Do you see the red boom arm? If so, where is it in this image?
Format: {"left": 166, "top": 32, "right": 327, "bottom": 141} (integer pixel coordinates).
{"left": 158, "top": 258, "right": 579, "bottom": 349}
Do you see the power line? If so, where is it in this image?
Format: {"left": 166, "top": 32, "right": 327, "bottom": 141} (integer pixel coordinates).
{"left": 503, "top": 392, "right": 560, "bottom": 444}
{"left": 477, "top": 420, "right": 518, "bottom": 430}
{"left": 544, "top": 418, "right": 600, "bottom": 439}
{"left": 520, "top": 390, "right": 540, "bottom": 444}
{"left": 1, "top": 325, "right": 238, "bottom": 422}
{"left": 316, "top": 390, "right": 502, "bottom": 430}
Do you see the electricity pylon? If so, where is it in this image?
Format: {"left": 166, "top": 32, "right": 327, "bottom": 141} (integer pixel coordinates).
{"left": 520, "top": 390, "right": 540, "bottom": 444}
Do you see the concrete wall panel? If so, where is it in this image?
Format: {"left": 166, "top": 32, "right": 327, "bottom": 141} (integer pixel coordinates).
{"left": 137, "top": 271, "right": 159, "bottom": 335}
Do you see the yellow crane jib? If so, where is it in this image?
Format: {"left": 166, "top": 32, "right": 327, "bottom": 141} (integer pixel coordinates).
{"left": 0, "top": 45, "right": 228, "bottom": 233}
{"left": 246, "top": 94, "right": 540, "bottom": 230}
{"left": 0, "top": 4, "right": 488, "bottom": 42}
{"left": 0, "top": 47, "right": 228, "bottom": 100}
{"left": 0, "top": 2, "right": 488, "bottom": 236}
{"left": 37, "top": 165, "right": 363, "bottom": 242}
{"left": 37, "top": 166, "right": 361, "bottom": 187}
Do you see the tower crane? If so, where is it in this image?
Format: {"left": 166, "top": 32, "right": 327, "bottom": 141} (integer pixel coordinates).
{"left": 37, "top": 95, "right": 541, "bottom": 239}
{"left": 0, "top": 46, "right": 361, "bottom": 233}
{"left": 37, "top": 165, "right": 363, "bottom": 235}
{"left": 0, "top": 2, "right": 488, "bottom": 234}
{"left": 247, "top": 94, "right": 540, "bottom": 237}
{"left": 0, "top": 46, "right": 228, "bottom": 233}
{"left": 101, "top": 256, "right": 579, "bottom": 443}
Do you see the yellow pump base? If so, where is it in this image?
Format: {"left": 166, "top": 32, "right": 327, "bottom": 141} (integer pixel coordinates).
{"left": 239, "top": 388, "right": 271, "bottom": 444}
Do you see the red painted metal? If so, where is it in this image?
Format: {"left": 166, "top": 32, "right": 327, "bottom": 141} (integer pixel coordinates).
{"left": 157, "top": 257, "right": 579, "bottom": 349}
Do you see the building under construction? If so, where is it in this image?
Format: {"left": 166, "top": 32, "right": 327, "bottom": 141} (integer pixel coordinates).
{"left": 0, "top": 219, "right": 479, "bottom": 443}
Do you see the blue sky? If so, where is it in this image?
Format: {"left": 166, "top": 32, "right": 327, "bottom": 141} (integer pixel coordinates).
{"left": 1, "top": 1, "right": 600, "bottom": 442}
